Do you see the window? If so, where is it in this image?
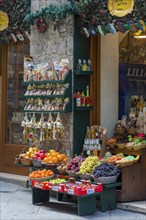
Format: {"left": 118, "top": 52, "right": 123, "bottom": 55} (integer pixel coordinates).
{"left": 5, "top": 42, "right": 29, "bottom": 144}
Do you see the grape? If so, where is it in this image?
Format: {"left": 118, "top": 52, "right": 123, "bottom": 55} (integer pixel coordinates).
{"left": 79, "top": 156, "right": 101, "bottom": 174}
{"left": 66, "top": 156, "right": 85, "bottom": 173}
{"left": 93, "top": 162, "right": 121, "bottom": 177}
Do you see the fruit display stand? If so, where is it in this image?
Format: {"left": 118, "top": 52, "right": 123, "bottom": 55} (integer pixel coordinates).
{"left": 110, "top": 148, "right": 146, "bottom": 202}
{"left": 30, "top": 176, "right": 122, "bottom": 215}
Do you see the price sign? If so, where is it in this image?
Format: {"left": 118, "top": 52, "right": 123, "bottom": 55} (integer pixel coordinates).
{"left": 108, "top": 0, "right": 134, "bottom": 17}
{"left": 34, "top": 182, "right": 43, "bottom": 189}
{"left": 87, "top": 188, "right": 94, "bottom": 194}
{"left": 52, "top": 185, "right": 58, "bottom": 192}
{"left": 68, "top": 189, "right": 74, "bottom": 195}
{"left": 0, "top": 11, "right": 9, "bottom": 31}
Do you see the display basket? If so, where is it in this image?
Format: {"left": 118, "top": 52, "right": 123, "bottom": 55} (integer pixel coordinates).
{"left": 125, "top": 144, "right": 133, "bottom": 150}
{"left": 42, "top": 162, "right": 60, "bottom": 170}
{"left": 116, "top": 160, "right": 134, "bottom": 168}
{"left": 108, "top": 143, "right": 116, "bottom": 149}
{"left": 93, "top": 175, "right": 118, "bottom": 184}
{"left": 67, "top": 171, "right": 78, "bottom": 178}
{"left": 116, "top": 143, "right": 126, "bottom": 149}
{"left": 20, "top": 157, "right": 32, "bottom": 166}
{"left": 126, "top": 127, "right": 136, "bottom": 135}
{"left": 132, "top": 144, "right": 146, "bottom": 151}
{"left": 32, "top": 159, "right": 44, "bottom": 167}
{"left": 78, "top": 173, "right": 93, "bottom": 180}
{"left": 133, "top": 155, "right": 140, "bottom": 164}
{"left": 29, "top": 174, "right": 54, "bottom": 182}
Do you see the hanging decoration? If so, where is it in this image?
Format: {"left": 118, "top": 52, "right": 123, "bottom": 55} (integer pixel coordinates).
{"left": 0, "top": 11, "right": 9, "bottom": 31}
{"left": 22, "top": 0, "right": 146, "bottom": 37}
{"left": 108, "top": 0, "right": 134, "bottom": 17}
{"left": 0, "top": 0, "right": 146, "bottom": 40}
{"left": 36, "top": 18, "right": 47, "bottom": 33}
{"left": 0, "top": 0, "right": 30, "bottom": 43}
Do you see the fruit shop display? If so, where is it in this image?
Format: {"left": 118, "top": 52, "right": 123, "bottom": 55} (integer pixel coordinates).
{"left": 57, "top": 163, "right": 67, "bottom": 174}
{"left": 28, "top": 169, "right": 54, "bottom": 179}
{"left": 32, "top": 149, "right": 46, "bottom": 161}
{"left": 79, "top": 156, "right": 101, "bottom": 174}
{"left": 66, "top": 155, "right": 85, "bottom": 173}
{"left": 19, "top": 147, "right": 39, "bottom": 159}
{"left": 43, "top": 149, "right": 67, "bottom": 164}
{"left": 93, "top": 162, "right": 121, "bottom": 178}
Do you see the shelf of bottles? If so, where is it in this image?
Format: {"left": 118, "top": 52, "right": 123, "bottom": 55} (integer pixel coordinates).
{"left": 83, "top": 125, "right": 104, "bottom": 156}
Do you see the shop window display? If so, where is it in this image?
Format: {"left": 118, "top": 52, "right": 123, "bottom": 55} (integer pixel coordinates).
{"left": 6, "top": 42, "right": 29, "bottom": 144}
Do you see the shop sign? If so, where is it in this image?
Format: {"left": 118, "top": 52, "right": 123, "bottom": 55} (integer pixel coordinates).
{"left": 0, "top": 11, "right": 9, "bottom": 31}
{"left": 108, "top": 0, "right": 134, "bottom": 17}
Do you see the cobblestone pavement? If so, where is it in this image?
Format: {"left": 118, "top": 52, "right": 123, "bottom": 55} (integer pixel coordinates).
{"left": 0, "top": 181, "right": 146, "bottom": 220}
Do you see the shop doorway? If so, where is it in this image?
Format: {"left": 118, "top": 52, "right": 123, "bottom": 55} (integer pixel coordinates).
{"left": 0, "top": 41, "right": 30, "bottom": 175}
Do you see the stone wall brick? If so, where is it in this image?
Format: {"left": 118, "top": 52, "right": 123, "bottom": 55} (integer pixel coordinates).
{"left": 30, "top": 0, "right": 74, "bottom": 154}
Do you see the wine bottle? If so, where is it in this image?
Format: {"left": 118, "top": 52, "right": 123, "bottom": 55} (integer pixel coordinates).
{"left": 85, "top": 85, "right": 90, "bottom": 106}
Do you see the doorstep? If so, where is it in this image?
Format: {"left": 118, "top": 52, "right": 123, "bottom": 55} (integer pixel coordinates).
{"left": 0, "top": 172, "right": 28, "bottom": 188}
{"left": 1, "top": 172, "right": 146, "bottom": 214}
{"left": 117, "top": 201, "right": 146, "bottom": 214}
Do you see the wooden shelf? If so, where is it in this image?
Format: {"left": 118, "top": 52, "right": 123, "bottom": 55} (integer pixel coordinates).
{"left": 21, "top": 70, "right": 72, "bottom": 85}
{"left": 75, "top": 70, "right": 93, "bottom": 76}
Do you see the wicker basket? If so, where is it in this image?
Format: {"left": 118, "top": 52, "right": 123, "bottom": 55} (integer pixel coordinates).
{"left": 108, "top": 143, "right": 116, "bottom": 149}
{"left": 125, "top": 144, "right": 133, "bottom": 150}
{"left": 126, "top": 127, "right": 136, "bottom": 135}
{"left": 78, "top": 173, "right": 93, "bottom": 180}
{"left": 20, "top": 157, "right": 32, "bottom": 166}
{"left": 132, "top": 144, "right": 146, "bottom": 150}
{"left": 116, "top": 160, "right": 134, "bottom": 168}
{"left": 116, "top": 143, "right": 126, "bottom": 149}
{"left": 67, "top": 171, "right": 78, "bottom": 178}
{"left": 93, "top": 176, "right": 118, "bottom": 184}
{"left": 32, "top": 159, "right": 43, "bottom": 167}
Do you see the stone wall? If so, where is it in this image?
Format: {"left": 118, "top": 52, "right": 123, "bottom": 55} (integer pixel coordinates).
{"left": 30, "top": 0, "right": 74, "bottom": 155}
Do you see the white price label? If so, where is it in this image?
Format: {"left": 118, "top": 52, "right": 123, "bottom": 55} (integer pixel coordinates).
{"left": 68, "top": 189, "right": 74, "bottom": 195}
{"left": 34, "top": 183, "right": 42, "bottom": 189}
{"left": 87, "top": 188, "right": 94, "bottom": 194}
{"left": 52, "top": 186, "right": 58, "bottom": 192}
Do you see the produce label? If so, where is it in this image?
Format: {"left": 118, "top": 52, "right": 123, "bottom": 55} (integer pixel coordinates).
{"left": 108, "top": 0, "right": 134, "bottom": 17}
{"left": 34, "top": 182, "right": 43, "bottom": 189}
{"left": 68, "top": 189, "right": 74, "bottom": 195}
{"left": 87, "top": 188, "right": 94, "bottom": 194}
{"left": 52, "top": 185, "right": 59, "bottom": 192}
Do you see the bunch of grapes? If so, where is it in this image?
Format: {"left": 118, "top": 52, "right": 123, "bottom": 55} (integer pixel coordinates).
{"left": 93, "top": 162, "right": 121, "bottom": 177}
{"left": 66, "top": 156, "right": 85, "bottom": 173}
{"left": 79, "top": 156, "right": 101, "bottom": 174}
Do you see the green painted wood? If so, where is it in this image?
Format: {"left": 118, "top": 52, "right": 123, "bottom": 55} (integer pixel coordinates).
{"left": 75, "top": 70, "right": 93, "bottom": 75}
{"left": 73, "top": 16, "right": 91, "bottom": 156}
{"left": 32, "top": 188, "right": 50, "bottom": 204}
{"left": 75, "top": 106, "right": 94, "bottom": 111}
{"left": 77, "top": 195, "right": 97, "bottom": 216}
{"left": 57, "top": 192, "right": 64, "bottom": 201}
{"left": 100, "top": 185, "right": 117, "bottom": 212}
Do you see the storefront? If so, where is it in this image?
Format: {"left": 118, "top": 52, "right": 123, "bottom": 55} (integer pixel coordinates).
{"left": 0, "top": 1, "right": 146, "bottom": 203}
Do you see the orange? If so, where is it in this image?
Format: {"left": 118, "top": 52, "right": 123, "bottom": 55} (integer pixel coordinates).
{"left": 51, "top": 157, "right": 58, "bottom": 164}
{"left": 57, "top": 154, "right": 64, "bottom": 161}
{"left": 49, "top": 149, "right": 56, "bottom": 155}
{"left": 62, "top": 157, "right": 67, "bottom": 163}
{"left": 52, "top": 152, "right": 59, "bottom": 157}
